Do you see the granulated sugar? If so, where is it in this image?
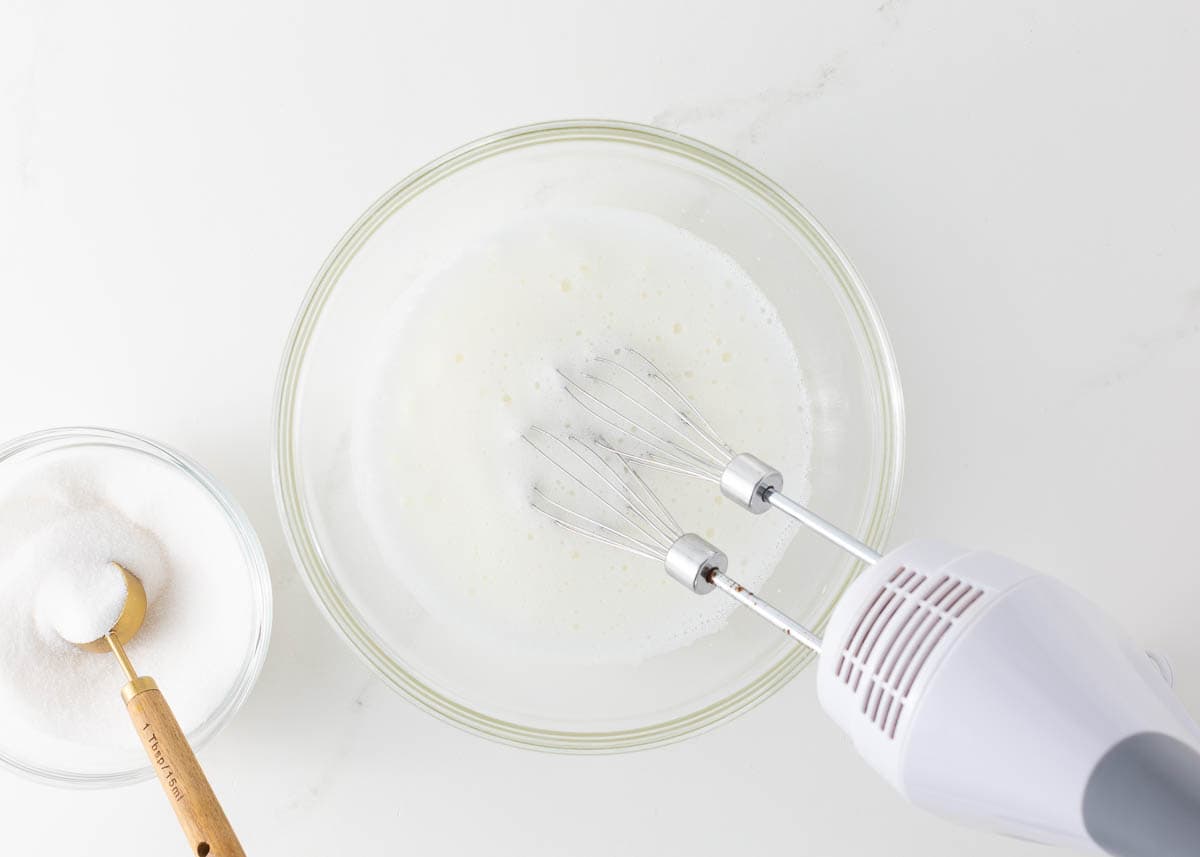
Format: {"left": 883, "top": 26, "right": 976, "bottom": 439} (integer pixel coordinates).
{"left": 39, "top": 560, "right": 130, "bottom": 645}
{"left": 0, "top": 443, "right": 256, "bottom": 776}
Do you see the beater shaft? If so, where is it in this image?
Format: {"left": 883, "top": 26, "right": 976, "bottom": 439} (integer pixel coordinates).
{"left": 708, "top": 570, "right": 823, "bottom": 653}
{"left": 764, "top": 491, "right": 881, "bottom": 565}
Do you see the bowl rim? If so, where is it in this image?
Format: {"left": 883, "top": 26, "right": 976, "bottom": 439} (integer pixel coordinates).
{"left": 0, "top": 425, "right": 273, "bottom": 787}
{"left": 272, "top": 118, "right": 905, "bottom": 752}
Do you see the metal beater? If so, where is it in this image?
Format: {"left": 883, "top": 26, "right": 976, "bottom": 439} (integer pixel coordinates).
{"left": 522, "top": 427, "right": 822, "bottom": 652}
{"left": 558, "top": 348, "right": 880, "bottom": 565}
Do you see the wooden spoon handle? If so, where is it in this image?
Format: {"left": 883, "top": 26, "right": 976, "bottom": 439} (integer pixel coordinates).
{"left": 123, "top": 677, "right": 246, "bottom": 857}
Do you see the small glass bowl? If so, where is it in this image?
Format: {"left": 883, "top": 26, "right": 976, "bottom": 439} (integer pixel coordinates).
{"left": 275, "top": 120, "right": 904, "bottom": 752}
{"left": 0, "top": 427, "right": 272, "bottom": 788}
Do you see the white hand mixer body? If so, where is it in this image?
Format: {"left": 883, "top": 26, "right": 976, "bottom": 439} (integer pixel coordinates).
{"left": 537, "top": 350, "right": 1200, "bottom": 857}
{"left": 819, "top": 539, "right": 1200, "bottom": 856}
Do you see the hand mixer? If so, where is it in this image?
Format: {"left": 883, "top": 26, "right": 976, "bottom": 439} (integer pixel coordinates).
{"left": 541, "top": 349, "right": 1200, "bottom": 857}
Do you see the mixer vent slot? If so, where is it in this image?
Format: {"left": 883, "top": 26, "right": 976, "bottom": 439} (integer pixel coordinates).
{"left": 835, "top": 566, "right": 985, "bottom": 739}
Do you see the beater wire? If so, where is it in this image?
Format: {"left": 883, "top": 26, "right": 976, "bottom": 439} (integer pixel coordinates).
{"left": 558, "top": 348, "right": 882, "bottom": 566}
{"left": 523, "top": 426, "right": 827, "bottom": 655}
{"left": 595, "top": 353, "right": 733, "bottom": 464}
{"left": 559, "top": 373, "right": 723, "bottom": 480}
{"left": 529, "top": 489, "right": 664, "bottom": 561}
{"left": 523, "top": 428, "right": 683, "bottom": 562}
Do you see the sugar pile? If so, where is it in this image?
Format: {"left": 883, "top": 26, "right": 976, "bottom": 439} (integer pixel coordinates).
{"left": 39, "top": 560, "right": 130, "bottom": 645}
{"left": 0, "top": 444, "right": 256, "bottom": 776}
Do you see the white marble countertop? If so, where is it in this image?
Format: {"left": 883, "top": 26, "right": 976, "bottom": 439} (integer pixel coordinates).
{"left": 2, "top": 1, "right": 1197, "bottom": 854}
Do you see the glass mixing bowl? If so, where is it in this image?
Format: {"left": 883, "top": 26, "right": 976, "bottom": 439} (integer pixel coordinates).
{"left": 274, "top": 120, "right": 904, "bottom": 751}
{"left": 0, "top": 427, "right": 272, "bottom": 787}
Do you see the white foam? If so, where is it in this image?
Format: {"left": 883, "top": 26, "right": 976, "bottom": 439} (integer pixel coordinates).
{"left": 352, "top": 207, "right": 812, "bottom": 664}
